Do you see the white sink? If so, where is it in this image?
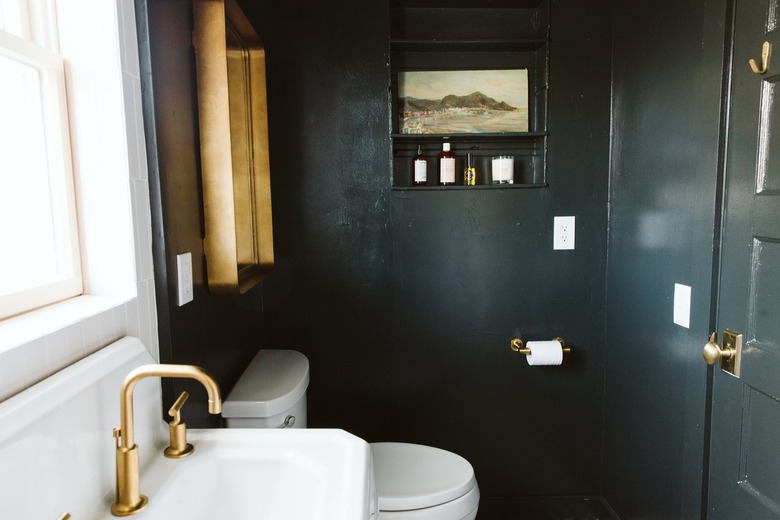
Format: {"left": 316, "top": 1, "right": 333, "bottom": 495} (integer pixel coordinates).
{"left": 96, "top": 428, "right": 375, "bottom": 520}
{"left": 0, "top": 338, "right": 375, "bottom": 519}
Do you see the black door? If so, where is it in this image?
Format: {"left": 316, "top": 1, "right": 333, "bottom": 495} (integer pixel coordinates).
{"left": 707, "top": 0, "right": 780, "bottom": 517}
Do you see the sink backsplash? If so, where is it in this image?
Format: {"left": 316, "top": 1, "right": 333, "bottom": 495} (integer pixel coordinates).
{"left": 0, "top": 337, "right": 165, "bottom": 519}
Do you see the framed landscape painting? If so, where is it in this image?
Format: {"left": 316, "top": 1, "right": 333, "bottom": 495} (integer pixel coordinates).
{"left": 398, "top": 69, "right": 529, "bottom": 134}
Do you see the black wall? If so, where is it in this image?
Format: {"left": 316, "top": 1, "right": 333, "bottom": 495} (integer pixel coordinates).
{"left": 135, "top": 0, "right": 727, "bottom": 513}
{"left": 602, "top": 0, "right": 727, "bottom": 518}
{"left": 241, "top": 0, "right": 612, "bottom": 500}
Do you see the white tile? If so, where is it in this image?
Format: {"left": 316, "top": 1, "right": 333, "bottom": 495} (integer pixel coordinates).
{"left": 137, "top": 280, "right": 158, "bottom": 359}
{"left": 0, "top": 346, "right": 28, "bottom": 401}
{"left": 94, "top": 77, "right": 127, "bottom": 173}
{"left": 22, "top": 337, "right": 49, "bottom": 385}
{"left": 133, "top": 81, "right": 149, "bottom": 182}
{"left": 97, "top": 312, "right": 117, "bottom": 349}
{"left": 149, "top": 316, "right": 160, "bottom": 361}
{"left": 137, "top": 279, "right": 152, "bottom": 343}
{"left": 123, "top": 74, "right": 141, "bottom": 181}
{"left": 117, "top": 0, "right": 141, "bottom": 78}
{"left": 81, "top": 313, "right": 102, "bottom": 355}
{"left": 44, "top": 327, "right": 79, "bottom": 376}
{"left": 113, "top": 304, "right": 129, "bottom": 339}
{"left": 132, "top": 180, "right": 154, "bottom": 283}
{"left": 125, "top": 298, "right": 141, "bottom": 339}
{"left": 66, "top": 321, "right": 87, "bottom": 358}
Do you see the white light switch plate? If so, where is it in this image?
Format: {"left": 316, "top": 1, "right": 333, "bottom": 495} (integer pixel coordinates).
{"left": 176, "top": 252, "right": 193, "bottom": 306}
{"left": 674, "top": 283, "right": 691, "bottom": 328}
{"left": 553, "top": 216, "right": 575, "bottom": 250}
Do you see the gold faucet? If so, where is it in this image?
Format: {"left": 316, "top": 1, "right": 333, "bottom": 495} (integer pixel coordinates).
{"left": 111, "top": 364, "right": 222, "bottom": 517}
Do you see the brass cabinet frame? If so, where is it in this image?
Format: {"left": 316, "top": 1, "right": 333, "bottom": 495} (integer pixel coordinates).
{"left": 193, "top": 0, "right": 273, "bottom": 293}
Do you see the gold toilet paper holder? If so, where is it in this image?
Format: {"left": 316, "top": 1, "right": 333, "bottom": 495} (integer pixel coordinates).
{"left": 510, "top": 337, "right": 571, "bottom": 355}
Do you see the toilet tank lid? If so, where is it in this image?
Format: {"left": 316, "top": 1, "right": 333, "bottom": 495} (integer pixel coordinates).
{"left": 222, "top": 350, "right": 309, "bottom": 419}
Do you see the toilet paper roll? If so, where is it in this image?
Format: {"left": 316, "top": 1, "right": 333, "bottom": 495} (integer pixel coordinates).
{"left": 526, "top": 340, "right": 563, "bottom": 366}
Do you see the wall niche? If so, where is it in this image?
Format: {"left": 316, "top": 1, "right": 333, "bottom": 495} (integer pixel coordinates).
{"left": 390, "top": 0, "right": 550, "bottom": 188}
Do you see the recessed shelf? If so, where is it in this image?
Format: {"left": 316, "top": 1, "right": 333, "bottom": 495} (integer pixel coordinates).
{"left": 392, "top": 132, "right": 548, "bottom": 141}
{"left": 392, "top": 183, "right": 547, "bottom": 191}
{"left": 390, "top": 38, "right": 548, "bottom": 53}
{"left": 393, "top": 136, "right": 547, "bottom": 187}
{"left": 392, "top": 0, "right": 544, "bottom": 7}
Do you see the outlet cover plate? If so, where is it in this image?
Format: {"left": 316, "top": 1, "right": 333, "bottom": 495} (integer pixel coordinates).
{"left": 176, "top": 252, "right": 193, "bottom": 306}
{"left": 553, "top": 216, "right": 575, "bottom": 250}
{"left": 673, "top": 283, "right": 691, "bottom": 328}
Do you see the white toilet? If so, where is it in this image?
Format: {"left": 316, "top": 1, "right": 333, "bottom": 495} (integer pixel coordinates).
{"left": 223, "top": 350, "right": 480, "bottom": 520}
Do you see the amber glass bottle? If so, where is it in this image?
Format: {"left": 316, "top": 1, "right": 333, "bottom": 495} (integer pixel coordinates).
{"left": 438, "top": 141, "right": 456, "bottom": 186}
{"left": 413, "top": 144, "right": 427, "bottom": 185}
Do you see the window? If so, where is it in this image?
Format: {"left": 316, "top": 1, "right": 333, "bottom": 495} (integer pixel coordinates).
{"left": 0, "top": 0, "right": 82, "bottom": 319}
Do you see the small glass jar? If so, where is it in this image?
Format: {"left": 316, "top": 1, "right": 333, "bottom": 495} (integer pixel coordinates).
{"left": 491, "top": 156, "right": 514, "bottom": 184}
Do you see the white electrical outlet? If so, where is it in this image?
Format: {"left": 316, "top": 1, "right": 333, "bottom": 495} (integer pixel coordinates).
{"left": 553, "top": 216, "right": 575, "bottom": 250}
{"left": 176, "top": 252, "right": 193, "bottom": 306}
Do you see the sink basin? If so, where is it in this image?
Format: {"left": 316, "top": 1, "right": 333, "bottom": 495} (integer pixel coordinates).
{"left": 0, "top": 338, "right": 374, "bottom": 519}
{"left": 96, "top": 428, "right": 375, "bottom": 519}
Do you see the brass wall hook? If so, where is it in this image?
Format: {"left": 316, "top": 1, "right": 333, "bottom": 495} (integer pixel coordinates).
{"left": 510, "top": 337, "right": 571, "bottom": 355}
{"left": 749, "top": 41, "right": 771, "bottom": 74}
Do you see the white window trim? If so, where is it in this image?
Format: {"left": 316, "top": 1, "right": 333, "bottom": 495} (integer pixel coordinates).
{"left": 0, "top": 27, "right": 83, "bottom": 319}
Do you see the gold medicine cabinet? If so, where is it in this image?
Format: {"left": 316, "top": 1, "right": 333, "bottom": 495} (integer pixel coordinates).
{"left": 193, "top": 0, "right": 273, "bottom": 293}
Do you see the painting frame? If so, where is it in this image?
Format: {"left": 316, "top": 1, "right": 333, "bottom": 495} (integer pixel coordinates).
{"left": 397, "top": 69, "right": 529, "bottom": 135}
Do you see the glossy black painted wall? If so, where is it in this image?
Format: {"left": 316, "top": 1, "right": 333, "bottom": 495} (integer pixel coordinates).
{"left": 602, "top": 0, "right": 727, "bottom": 518}
{"left": 241, "top": 0, "right": 612, "bottom": 499}
{"left": 138, "top": 0, "right": 611, "bottom": 502}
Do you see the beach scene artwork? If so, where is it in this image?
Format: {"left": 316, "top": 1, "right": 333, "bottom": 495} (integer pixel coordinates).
{"left": 398, "top": 69, "right": 529, "bottom": 134}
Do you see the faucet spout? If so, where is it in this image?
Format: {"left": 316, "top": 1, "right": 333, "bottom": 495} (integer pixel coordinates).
{"left": 111, "top": 364, "right": 222, "bottom": 516}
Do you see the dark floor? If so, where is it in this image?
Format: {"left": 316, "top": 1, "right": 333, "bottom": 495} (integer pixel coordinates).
{"left": 477, "top": 497, "right": 619, "bottom": 520}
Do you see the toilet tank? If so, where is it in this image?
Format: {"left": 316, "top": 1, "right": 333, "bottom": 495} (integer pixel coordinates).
{"left": 222, "top": 350, "right": 309, "bottom": 429}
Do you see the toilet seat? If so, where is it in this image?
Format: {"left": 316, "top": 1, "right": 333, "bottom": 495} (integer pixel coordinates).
{"left": 371, "top": 442, "right": 478, "bottom": 513}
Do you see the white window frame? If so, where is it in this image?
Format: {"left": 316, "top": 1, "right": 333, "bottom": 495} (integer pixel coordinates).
{"left": 0, "top": 4, "right": 83, "bottom": 320}
{"left": 0, "top": 0, "right": 157, "bottom": 404}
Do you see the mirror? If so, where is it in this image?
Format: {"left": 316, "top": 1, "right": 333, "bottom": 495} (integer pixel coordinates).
{"left": 193, "top": 0, "right": 273, "bottom": 293}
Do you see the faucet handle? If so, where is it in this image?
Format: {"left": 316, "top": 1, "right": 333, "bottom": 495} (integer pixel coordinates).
{"left": 164, "top": 391, "right": 194, "bottom": 458}
{"left": 168, "top": 390, "right": 189, "bottom": 424}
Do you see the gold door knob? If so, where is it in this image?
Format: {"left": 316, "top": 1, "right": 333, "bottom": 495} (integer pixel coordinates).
{"left": 703, "top": 332, "right": 735, "bottom": 365}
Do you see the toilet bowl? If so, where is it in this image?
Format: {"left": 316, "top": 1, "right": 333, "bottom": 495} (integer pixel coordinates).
{"left": 371, "top": 442, "right": 479, "bottom": 520}
{"left": 223, "top": 350, "right": 480, "bottom": 520}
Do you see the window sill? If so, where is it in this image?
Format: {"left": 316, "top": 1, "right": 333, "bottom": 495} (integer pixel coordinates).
{"left": 0, "top": 294, "right": 134, "bottom": 353}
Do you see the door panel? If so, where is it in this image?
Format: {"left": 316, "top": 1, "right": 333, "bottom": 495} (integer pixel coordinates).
{"left": 738, "top": 388, "right": 780, "bottom": 515}
{"left": 757, "top": 81, "right": 780, "bottom": 193}
{"left": 748, "top": 238, "right": 780, "bottom": 351}
{"left": 708, "top": 0, "right": 780, "bottom": 518}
